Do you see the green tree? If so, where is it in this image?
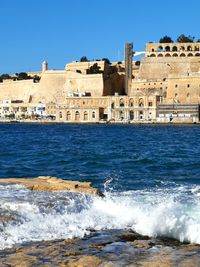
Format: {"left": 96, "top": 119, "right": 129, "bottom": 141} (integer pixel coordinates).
{"left": 159, "top": 36, "right": 173, "bottom": 43}
{"left": 135, "top": 61, "right": 141, "bottom": 66}
{"left": 102, "top": 58, "right": 111, "bottom": 64}
{"left": 88, "top": 63, "right": 102, "bottom": 74}
{"left": 16, "top": 72, "right": 31, "bottom": 80}
{"left": 33, "top": 75, "right": 41, "bottom": 83}
{"left": 0, "top": 73, "right": 11, "bottom": 80}
{"left": 80, "top": 56, "right": 88, "bottom": 62}
{"left": 177, "top": 34, "right": 195, "bottom": 43}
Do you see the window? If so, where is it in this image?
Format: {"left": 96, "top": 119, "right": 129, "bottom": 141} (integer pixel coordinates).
{"left": 139, "top": 111, "right": 143, "bottom": 119}
{"left": 129, "top": 98, "right": 134, "bottom": 107}
{"left": 175, "top": 84, "right": 178, "bottom": 88}
{"left": 172, "top": 46, "right": 178, "bottom": 52}
{"left": 139, "top": 98, "right": 144, "bottom": 107}
{"left": 120, "top": 110, "right": 124, "bottom": 120}
{"left": 119, "top": 98, "right": 125, "bottom": 107}
{"left": 66, "top": 111, "right": 71, "bottom": 121}
{"left": 129, "top": 111, "right": 134, "bottom": 120}
{"left": 92, "top": 111, "right": 96, "bottom": 118}
{"left": 148, "top": 102, "right": 153, "bottom": 107}
{"left": 59, "top": 112, "right": 62, "bottom": 119}
{"left": 187, "top": 84, "right": 190, "bottom": 88}
{"left": 84, "top": 111, "right": 88, "bottom": 120}
{"left": 75, "top": 111, "right": 80, "bottom": 121}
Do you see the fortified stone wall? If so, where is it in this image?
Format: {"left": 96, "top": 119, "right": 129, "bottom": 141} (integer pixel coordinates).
{"left": 64, "top": 71, "right": 104, "bottom": 97}
{"left": 137, "top": 57, "right": 200, "bottom": 80}
{"left": 32, "top": 70, "right": 67, "bottom": 103}
{"left": 0, "top": 80, "right": 39, "bottom": 103}
{"left": 103, "top": 73, "right": 125, "bottom": 96}
{"left": 66, "top": 61, "right": 108, "bottom": 74}
{"left": 167, "top": 76, "right": 200, "bottom": 103}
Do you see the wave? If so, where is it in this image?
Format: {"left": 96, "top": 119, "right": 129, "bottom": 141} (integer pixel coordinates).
{"left": 0, "top": 183, "right": 200, "bottom": 249}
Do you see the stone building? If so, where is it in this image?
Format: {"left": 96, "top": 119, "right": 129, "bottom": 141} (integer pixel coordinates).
{"left": 130, "top": 42, "right": 200, "bottom": 122}
{"left": 0, "top": 42, "right": 200, "bottom": 123}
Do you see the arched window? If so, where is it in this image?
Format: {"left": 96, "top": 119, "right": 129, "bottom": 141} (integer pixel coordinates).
{"left": 195, "top": 46, "right": 199, "bottom": 51}
{"left": 195, "top": 53, "right": 200, "bottom": 56}
{"left": 165, "top": 46, "right": 170, "bottom": 52}
{"left": 129, "top": 98, "right": 134, "bottom": 107}
{"left": 180, "top": 53, "right": 186, "bottom": 57}
{"left": 119, "top": 110, "right": 124, "bottom": 120}
{"left": 66, "top": 111, "right": 71, "bottom": 121}
{"left": 158, "top": 46, "right": 163, "bottom": 52}
{"left": 150, "top": 54, "right": 156, "bottom": 57}
{"left": 151, "top": 48, "right": 155, "bottom": 52}
{"left": 119, "top": 98, "right": 125, "bottom": 107}
{"left": 75, "top": 111, "right": 80, "bottom": 121}
{"left": 165, "top": 53, "right": 171, "bottom": 57}
{"left": 129, "top": 110, "right": 134, "bottom": 120}
{"left": 148, "top": 101, "right": 153, "bottom": 107}
{"left": 188, "top": 53, "right": 193, "bottom": 57}
{"left": 173, "top": 53, "right": 178, "bottom": 57}
{"left": 172, "top": 46, "right": 178, "bottom": 52}
{"left": 158, "top": 53, "right": 163, "bottom": 57}
{"left": 59, "top": 112, "right": 62, "bottom": 119}
{"left": 84, "top": 111, "right": 88, "bottom": 121}
{"left": 187, "top": 46, "right": 192, "bottom": 51}
{"left": 139, "top": 111, "right": 143, "bottom": 119}
{"left": 180, "top": 46, "right": 185, "bottom": 51}
{"left": 139, "top": 98, "right": 144, "bottom": 107}
{"left": 92, "top": 111, "right": 96, "bottom": 118}
{"left": 111, "top": 102, "right": 115, "bottom": 109}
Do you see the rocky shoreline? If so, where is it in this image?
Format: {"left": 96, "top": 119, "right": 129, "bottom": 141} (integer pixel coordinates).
{"left": 0, "top": 177, "right": 199, "bottom": 266}
{"left": 0, "top": 229, "right": 199, "bottom": 267}
{"left": 0, "top": 176, "right": 102, "bottom": 196}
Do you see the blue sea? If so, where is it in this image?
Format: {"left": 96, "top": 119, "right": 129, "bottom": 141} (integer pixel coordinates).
{"left": 0, "top": 123, "right": 200, "bottom": 249}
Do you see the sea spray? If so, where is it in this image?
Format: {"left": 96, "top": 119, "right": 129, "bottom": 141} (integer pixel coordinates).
{"left": 0, "top": 183, "right": 200, "bottom": 249}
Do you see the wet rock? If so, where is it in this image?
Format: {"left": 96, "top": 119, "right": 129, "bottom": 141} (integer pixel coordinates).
{"left": 65, "top": 255, "right": 102, "bottom": 267}
{"left": 0, "top": 229, "right": 200, "bottom": 267}
{"left": 3, "top": 252, "right": 38, "bottom": 267}
{"left": 119, "top": 231, "right": 150, "bottom": 242}
{"left": 131, "top": 239, "right": 155, "bottom": 249}
{"left": 0, "top": 176, "right": 103, "bottom": 196}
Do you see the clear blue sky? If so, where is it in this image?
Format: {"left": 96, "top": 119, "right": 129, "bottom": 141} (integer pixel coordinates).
{"left": 1, "top": 0, "right": 200, "bottom": 74}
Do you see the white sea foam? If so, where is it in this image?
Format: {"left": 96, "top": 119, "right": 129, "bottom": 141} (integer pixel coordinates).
{"left": 0, "top": 184, "right": 200, "bottom": 249}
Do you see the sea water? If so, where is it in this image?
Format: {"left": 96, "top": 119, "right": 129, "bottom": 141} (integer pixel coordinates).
{"left": 0, "top": 123, "right": 200, "bottom": 249}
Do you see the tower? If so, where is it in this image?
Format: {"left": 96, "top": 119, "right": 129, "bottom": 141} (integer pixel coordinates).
{"left": 42, "top": 61, "right": 48, "bottom": 72}
{"left": 125, "top": 43, "right": 133, "bottom": 95}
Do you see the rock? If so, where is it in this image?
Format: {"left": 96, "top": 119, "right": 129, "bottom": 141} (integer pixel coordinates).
{"left": 119, "top": 232, "right": 150, "bottom": 242}
{"left": 131, "top": 239, "right": 155, "bottom": 249}
{"left": 66, "top": 255, "right": 102, "bottom": 267}
{"left": 0, "top": 176, "right": 103, "bottom": 196}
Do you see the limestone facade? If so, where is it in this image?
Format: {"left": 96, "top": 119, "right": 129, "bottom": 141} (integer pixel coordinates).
{"left": 1, "top": 42, "right": 200, "bottom": 123}
{"left": 57, "top": 95, "right": 158, "bottom": 123}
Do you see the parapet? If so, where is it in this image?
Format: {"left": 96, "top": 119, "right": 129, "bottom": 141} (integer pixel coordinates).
{"left": 146, "top": 42, "right": 200, "bottom": 58}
